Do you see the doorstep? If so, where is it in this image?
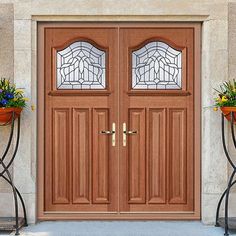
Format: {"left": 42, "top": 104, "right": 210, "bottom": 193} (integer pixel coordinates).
{"left": 15, "top": 221, "right": 235, "bottom": 236}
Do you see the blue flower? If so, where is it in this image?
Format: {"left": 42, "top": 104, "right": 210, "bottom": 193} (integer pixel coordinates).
{"left": 0, "top": 99, "right": 7, "bottom": 106}
{"left": 5, "top": 92, "right": 14, "bottom": 99}
{"left": 0, "top": 89, "right": 2, "bottom": 93}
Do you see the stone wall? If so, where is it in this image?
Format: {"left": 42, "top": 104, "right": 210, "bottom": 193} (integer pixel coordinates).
{"left": 0, "top": 0, "right": 230, "bottom": 224}
{"left": 227, "top": 0, "right": 236, "bottom": 216}
{"left": 0, "top": 3, "right": 14, "bottom": 217}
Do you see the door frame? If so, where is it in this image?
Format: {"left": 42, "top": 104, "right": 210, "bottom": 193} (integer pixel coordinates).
{"left": 37, "top": 22, "right": 201, "bottom": 220}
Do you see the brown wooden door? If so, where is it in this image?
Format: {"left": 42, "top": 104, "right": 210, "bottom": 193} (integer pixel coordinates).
{"left": 119, "top": 27, "right": 196, "bottom": 213}
{"left": 44, "top": 26, "right": 119, "bottom": 212}
{"left": 39, "top": 23, "right": 200, "bottom": 219}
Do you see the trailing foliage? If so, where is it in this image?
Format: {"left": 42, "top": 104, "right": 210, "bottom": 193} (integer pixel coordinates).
{"left": 0, "top": 78, "right": 28, "bottom": 108}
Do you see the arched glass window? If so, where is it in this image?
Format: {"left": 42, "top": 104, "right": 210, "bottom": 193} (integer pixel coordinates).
{"left": 132, "top": 41, "right": 182, "bottom": 90}
{"left": 57, "top": 41, "right": 106, "bottom": 89}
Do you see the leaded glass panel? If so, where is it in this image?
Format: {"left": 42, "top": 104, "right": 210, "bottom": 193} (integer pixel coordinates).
{"left": 132, "top": 41, "right": 182, "bottom": 90}
{"left": 57, "top": 41, "right": 106, "bottom": 89}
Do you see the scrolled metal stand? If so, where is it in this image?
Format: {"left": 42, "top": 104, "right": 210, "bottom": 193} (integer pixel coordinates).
{"left": 0, "top": 111, "right": 27, "bottom": 235}
{"left": 216, "top": 112, "right": 236, "bottom": 236}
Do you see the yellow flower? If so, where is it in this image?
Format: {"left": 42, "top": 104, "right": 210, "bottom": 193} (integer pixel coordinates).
{"left": 222, "top": 96, "right": 228, "bottom": 102}
{"left": 213, "top": 107, "right": 218, "bottom": 111}
{"left": 13, "top": 98, "right": 18, "bottom": 101}
{"left": 31, "top": 105, "right": 36, "bottom": 111}
{"left": 22, "top": 97, "right": 29, "bottom": 101}
{"left": 15, "top": 89, "right": 23, "bottom": 93}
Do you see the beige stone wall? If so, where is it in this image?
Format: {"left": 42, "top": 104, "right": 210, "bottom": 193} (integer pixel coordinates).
{"left": 0, "top": 0, "right": 231, "bottom": 224}
{"left": 0, "top": 3, "right": 14, "bottom": 217}
{"left": 227, "top": 1, "right": 236, "bottom": 216}
{"left": 229, "top": 2, "right": 236, "bottom": 78}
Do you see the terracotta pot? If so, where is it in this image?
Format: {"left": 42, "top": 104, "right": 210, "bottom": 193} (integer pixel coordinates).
{"left": 220, "top": 107, "right": 236, "bottom": 122}
{"left": 0, "top": 107, "right": 22, "bottom": 124}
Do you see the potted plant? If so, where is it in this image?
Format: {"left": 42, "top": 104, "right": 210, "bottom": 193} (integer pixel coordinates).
{"left": 0, "top": 78, "right": 28, "bottom": 124}
{"left": 214, "top": 80, "right": 236, "bottom": 122}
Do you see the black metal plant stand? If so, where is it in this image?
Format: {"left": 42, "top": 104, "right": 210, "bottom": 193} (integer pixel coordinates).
{"left": 0, "top": 111, "right": 27, "bottom": 235}
{"left": 216, "top": 112, "right": 236, "bottom": 236}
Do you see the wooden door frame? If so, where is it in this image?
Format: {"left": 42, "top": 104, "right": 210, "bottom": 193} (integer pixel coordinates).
{"left": 37, "top": 22, "right": 201, "bottom": 220}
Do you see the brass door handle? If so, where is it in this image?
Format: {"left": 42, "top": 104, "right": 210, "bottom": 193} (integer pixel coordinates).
{"left": 123, "top": 123, "right": 137, "bottom": 146}
{"left": 100, "top": 130, "right": 115, "bottom": 135}
{"left": 123, "top": 130, "right": 138, "bottom": 135}
{"left": 100, "top": 123, "right": 116, "bottom": 146}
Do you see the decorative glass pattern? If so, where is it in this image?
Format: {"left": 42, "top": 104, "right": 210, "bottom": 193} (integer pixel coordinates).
{"left": 132, "top": 41, "right": 182, "bottom": 90}
{"left": 57, "top": 41, "right": 106, "bottom": 89}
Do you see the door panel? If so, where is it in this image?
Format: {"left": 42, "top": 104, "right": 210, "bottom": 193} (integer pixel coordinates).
{"left": 128, "top": 108, "right": 146, "bottom": 204}
{"left": 148, "top": 108, "right": 166, "bottom": 204}
{"left": 92, "top": 108, "right": 110, "bottom": 203}
{"left": 168, "top": 108, "right": 187, "bottom": 204}
{"left": 52, "top": 108, "right": 70, "bottom": 204}
{"left": 72, "top": 108, "right": 90, "bottom": 204}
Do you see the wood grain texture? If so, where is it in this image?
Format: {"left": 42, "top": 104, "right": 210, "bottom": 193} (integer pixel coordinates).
{"left": 128, "top": 108, "right": 146, "bottom": 204}
{"left": 72, "top": 109, "right": 90, "bottom": 204}
{"left": 52, "top": 108, "right": 70, "bottom": 204}
{"left": 148, "top": 109, "right": 166, "bottom": 204}
{"left": 168, "top": 108, "right": 187, "bottom": 204}
{"left": 92, "top": 108, "right": 110, "bottom": 203}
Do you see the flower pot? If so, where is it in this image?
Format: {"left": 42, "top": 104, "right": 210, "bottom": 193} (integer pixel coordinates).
{"left": 0, "top": 107, "right": 22, "bottom": 124}
{"left": 220, "top": 107, "right": 236, "bottom": 122}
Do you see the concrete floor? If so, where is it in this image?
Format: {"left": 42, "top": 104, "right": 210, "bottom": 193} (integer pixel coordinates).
{"left": 3, "top": 221, "right": 233, "bottom": 236}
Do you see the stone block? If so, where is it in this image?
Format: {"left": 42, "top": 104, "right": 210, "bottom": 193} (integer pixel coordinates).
{"left": 202, "top": 193, "right": 223, "bottom": 224}
{"left": 202, "top": 108, "right": 228, "bottom": 194}
{"left": 14, "top": 49, "right": 31, "bottom": 88}
{"left": 14, "top": 20, "right": 31, "bottom": 50}
{"left": 201, "top": 50, "right": 228, "bottom": 108}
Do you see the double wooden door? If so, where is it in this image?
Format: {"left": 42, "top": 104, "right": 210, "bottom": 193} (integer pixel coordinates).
{"left": 38, "top": 23, "right": 201, "bottom": 219}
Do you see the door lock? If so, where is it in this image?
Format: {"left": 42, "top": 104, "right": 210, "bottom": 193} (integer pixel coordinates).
{"left": 100, "top": 122, "right": 116, "bottom": 146}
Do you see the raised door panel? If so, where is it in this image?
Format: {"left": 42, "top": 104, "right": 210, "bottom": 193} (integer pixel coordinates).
{"left": 52, "top": 108, "right": 70, "bottom": 204}
{"left": 92, "top": 108, "right": 110, "bottom": 203}
{"left": 168, "top": 108, "right": 187, "bottom": 204}
{"left": 128, "top": 108, "right": 146, "bottom": 203}
{"left": 148, "top": 108, "right": 166, "bottom": 204}
{"left": 72, "top": 108, "right": 90, "bottom": 204}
